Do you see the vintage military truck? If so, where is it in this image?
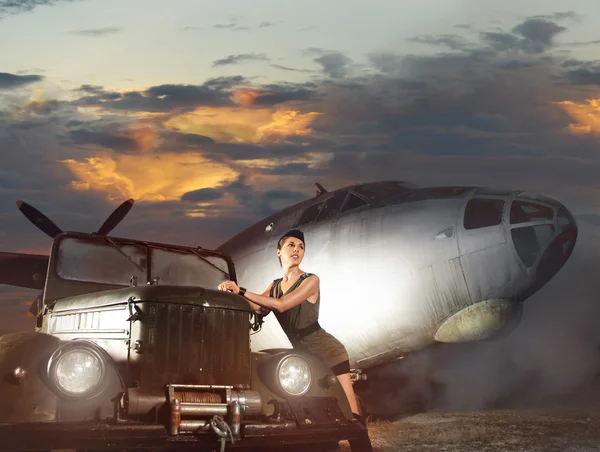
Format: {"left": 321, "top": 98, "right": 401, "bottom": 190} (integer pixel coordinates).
{"left": 0, "top": 201, "right": 371, "bottom": 451}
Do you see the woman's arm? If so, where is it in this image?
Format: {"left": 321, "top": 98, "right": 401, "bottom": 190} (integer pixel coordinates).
{"left": 219, "top": 276, "right": 319, "bottom": 313}
{"left": 218, "top": 280, "right": 273, "bottom": 312}
{"left": 249, "top": 282, "right": 274, "bottom": 312}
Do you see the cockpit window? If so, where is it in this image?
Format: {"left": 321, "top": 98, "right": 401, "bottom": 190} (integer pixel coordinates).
{"left": 341, "top": 193, "right": 369, "bottom": 213}
{"left": 317, "top": 191, "right": 348, "bottom": 221}
{"left": 354, "top": 182, "right": 410, "bottom": 201}
{"left": 510, "top": 201, "right": 554, "bottom": 224}
{"left": 511, "top": 224, "right": 555, "bottom": 267}
{"left": 464, "top": 198, "right": 505, "bottom": 230}
{"left": 404, "top": 186, "right": 474, "bottom": 203}
{"left": 296, "top": 202, "right": 324, "bottom": 226}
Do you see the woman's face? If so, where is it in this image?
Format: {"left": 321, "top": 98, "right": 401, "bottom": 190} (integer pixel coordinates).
{"left": 277, "top": 237, "right": 305, "bottom": 266}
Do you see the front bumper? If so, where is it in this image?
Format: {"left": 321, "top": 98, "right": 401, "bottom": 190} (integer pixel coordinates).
{"left": 0, "top": 420, "right": 366, "bottom": 450}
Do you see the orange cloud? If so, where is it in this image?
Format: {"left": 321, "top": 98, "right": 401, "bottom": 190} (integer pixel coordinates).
{"left": 127, "top": 126, "right": 161, "bottom": 151}
{"left": 61, "top": 89, "right": 321, "bottom": 206}
{"left": 231, "top": 88, "right": 264, "bottom": 107}
{"left": 61, "top": 152, "right": 238, "bottom": 202}
{"left": 555, "top": 99, "right": 600, "bottom": 135}
{"left": 164, "top": 104, "right": 321, "bottom": 144}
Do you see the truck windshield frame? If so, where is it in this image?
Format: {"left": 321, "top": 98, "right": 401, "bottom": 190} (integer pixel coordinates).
{"left": 53, "top": 233, "right": 233, "bottom": 288}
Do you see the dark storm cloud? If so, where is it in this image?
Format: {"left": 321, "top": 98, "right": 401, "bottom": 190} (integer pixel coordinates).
{"left": 68, "top": 27, "right": 122, "bottom": 36}
{"left": 416, "top": 14, "right": 570, "bottom": 56}
{"left": 0, "top": 72, "right": 43, "bottom": 89}
{"left": 558, "top": 60, "right": 600, "bottom": 85}
{"left": 511, "top": 18, "right": 566, "bottom": 51}
{"left": 216, "top": 177, "right": 308, "bottom": 218}
{"left": 65, "top": 128, "right": 140, "bottom": 153}
{"left": 250, "top": 82, "right": 320, "bottom": 106}
{"left": 313, "top": 52, "right": 353, "bottom": 78}
{"left": 0, "top": 0, "right": 81, "bottom": 18}
{"left": 203, "top": 141, "right": 311, "bottom": 161}
{"left": 181, "top": 187, "right": 224, "bottom": 203}
{"left": 212, "top": 53, "right": 270, "bottom": 67}
{"left": 72, "top": 76, "right": 246, "bottom": 112}
{"left": 260, "top": 162, "right": 324, "bottom": 176}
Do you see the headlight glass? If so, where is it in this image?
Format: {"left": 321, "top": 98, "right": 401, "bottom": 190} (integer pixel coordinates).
{"left": 53, "top": 348, "right": 103, "bottom": 395}
{"left": 278, "top": 355, "right": 312, "bottom": 396}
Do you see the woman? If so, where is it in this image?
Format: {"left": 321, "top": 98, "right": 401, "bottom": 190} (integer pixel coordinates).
{"left": 218, "top": 228, "right": 363, "bottom": 421}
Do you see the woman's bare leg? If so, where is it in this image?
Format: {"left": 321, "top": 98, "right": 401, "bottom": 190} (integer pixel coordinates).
{"left": 336, "top": 373, "right": 360, "bottom": 415}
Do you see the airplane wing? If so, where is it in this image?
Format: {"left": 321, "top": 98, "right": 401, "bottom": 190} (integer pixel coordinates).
{"left": 0, "top": 252, "right": 48, "bottom": 290}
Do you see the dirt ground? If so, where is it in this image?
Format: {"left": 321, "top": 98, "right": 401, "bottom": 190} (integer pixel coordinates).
{"left": 335, "top": 407, "right": 600, "bottom": 452}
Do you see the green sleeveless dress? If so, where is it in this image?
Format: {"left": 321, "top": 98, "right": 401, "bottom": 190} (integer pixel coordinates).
{"left": 270, "top": 273, "right": 350, "bottom": 375}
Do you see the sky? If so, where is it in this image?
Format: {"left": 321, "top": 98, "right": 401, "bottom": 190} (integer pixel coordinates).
{"left": 1, "top": 0, "right": 600, "bottom": 356}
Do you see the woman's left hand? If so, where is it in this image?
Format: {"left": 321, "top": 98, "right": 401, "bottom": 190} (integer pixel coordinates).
{"left": 218, "top": 280, "right": 240, "bottom": 294}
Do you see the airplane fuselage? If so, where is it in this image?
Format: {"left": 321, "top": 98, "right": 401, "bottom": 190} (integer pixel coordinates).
{"left": 218, "top": 182, "right": 577, "bottom": 369}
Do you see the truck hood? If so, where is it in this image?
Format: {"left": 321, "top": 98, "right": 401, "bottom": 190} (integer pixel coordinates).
{"left": 51, "top": 285, "right": 252, "bottom": 313}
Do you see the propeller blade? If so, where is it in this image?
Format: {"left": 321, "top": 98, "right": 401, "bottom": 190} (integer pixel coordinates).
{"left": 16, "top": 200, "right": 63, "bottom": 239}
{"left": 96, "top": 198, "right": 135, "bottom": 236}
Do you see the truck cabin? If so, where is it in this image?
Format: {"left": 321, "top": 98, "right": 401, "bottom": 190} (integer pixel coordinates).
{"left": 39, "top": 232, "right": 236, "bottom": 311}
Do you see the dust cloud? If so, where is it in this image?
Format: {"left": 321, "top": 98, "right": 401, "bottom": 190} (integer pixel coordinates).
{"left": 358, "top": 217, "right": 600, "bottom": 415}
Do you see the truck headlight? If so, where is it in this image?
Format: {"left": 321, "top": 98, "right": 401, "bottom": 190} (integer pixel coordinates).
{"left": 47, "top": 342, "right": 106, "bottom": 398}
{"left": 277, "top": 355, "right": 312, "bottom": 396}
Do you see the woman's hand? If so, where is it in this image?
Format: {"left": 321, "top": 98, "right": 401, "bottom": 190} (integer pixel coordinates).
{"left": 218, "top": 280, "right": 240, "bottom": 294}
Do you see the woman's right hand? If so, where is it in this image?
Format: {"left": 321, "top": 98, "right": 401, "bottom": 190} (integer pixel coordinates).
{"left": 218, "top": 280, "right": 240, "bottom": 294}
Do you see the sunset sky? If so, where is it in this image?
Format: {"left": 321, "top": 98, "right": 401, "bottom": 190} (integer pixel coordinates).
{"left": 2, "top": 0, "right": 600, "bottom": 335}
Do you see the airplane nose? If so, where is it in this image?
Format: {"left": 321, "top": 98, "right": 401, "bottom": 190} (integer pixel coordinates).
{"left": 510, "top": 193, "right": 578, "bottom": 296}
{"left": 535, "top": 203, "right": 578, "bottom": 288}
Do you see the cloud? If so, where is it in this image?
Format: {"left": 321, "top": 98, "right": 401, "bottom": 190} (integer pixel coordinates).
{"left": 72, "top": 76, "right": 247, "bottom": 112}
{"left": 511, "top": 18, "right": 566, "bottom": 51}
{"left": 212, "top": 53, "right": 270, "bottom": 67}
{"left": 213, "top": 23, "right": 236, "bottom": 29}
{"left": 0, "top": 72, "right": 43, "bottom": 89}
{"left": 313, "top": 52, "right": 353, "bottom": 78}
{"left": 410, "top": 34, "right": 472, "bottom": 51}
{"left": 68, "top": 27, "right": 122, "bottom": 36}
{"left": 4, "top": 13, "right": 600, "bottom": 289}
{"left": 0, "top": 0, "right": 81, "bottom": 18}
{"left": 270, "top": 64, "right": 316, "bottom": 74}
{"left": 259, "top": 21, "right": 274, "bottom": 28}
{"left": 181, "top": 187, "right": 224, "bottom": 203}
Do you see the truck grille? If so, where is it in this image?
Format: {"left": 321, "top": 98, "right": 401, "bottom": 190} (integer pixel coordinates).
{"left": 137, "top": 303, "right": 251, "bottom": 388}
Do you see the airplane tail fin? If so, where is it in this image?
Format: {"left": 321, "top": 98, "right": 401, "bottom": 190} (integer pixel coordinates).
{"left": 315, "top": 182, "right": 328, "bottom": 196}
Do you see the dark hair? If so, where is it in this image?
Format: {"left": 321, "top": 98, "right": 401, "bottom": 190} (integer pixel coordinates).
{"left": 277, "top": 229, "right": 305, "bottom": 250}
{"left": 277, "top": 229, "right": 305, "bottom": 266}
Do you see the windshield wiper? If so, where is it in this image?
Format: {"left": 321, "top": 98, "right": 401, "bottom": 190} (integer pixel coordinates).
{"left": 190, "top": 248, "right": 230, "bottom": 277}
{"left": 103, "top": 237, "right": 145, "bottom": 273}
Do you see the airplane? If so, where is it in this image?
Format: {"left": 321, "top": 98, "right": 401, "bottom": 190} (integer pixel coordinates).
{"left": 216, "top": 181, "right": 578, "bottom": 371}
{"left": 0, "top": 180, "right": 578, "bottom": 408}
